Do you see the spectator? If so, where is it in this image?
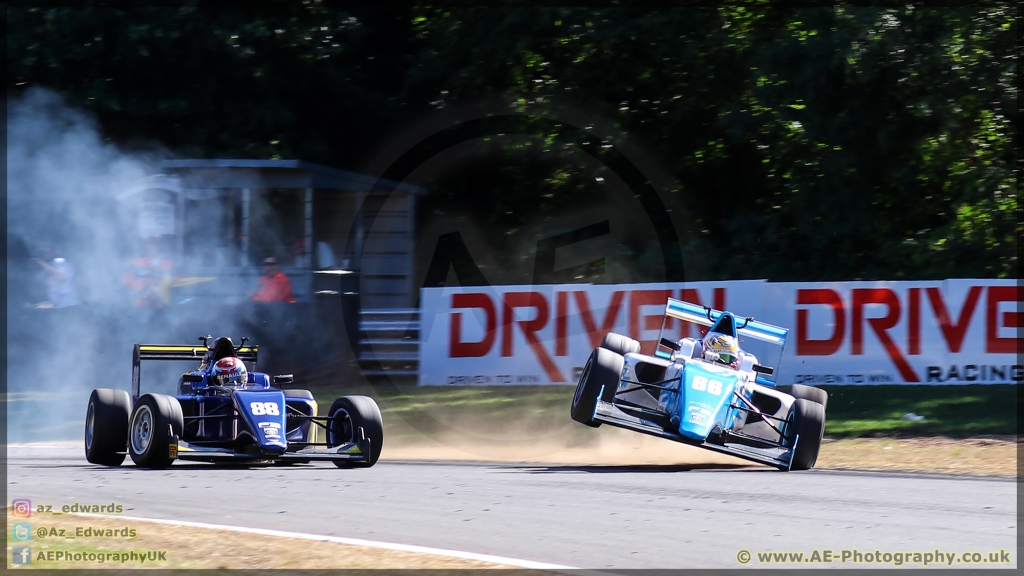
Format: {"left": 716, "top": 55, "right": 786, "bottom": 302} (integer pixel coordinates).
{"left": 123, "top": 236, "right": 176, "bottom": 306}
{"left": 252, "top": 257, "right": 296, "bottom": 303}
{"left": 35, "top": 246, "right": 79, "bottom": 308}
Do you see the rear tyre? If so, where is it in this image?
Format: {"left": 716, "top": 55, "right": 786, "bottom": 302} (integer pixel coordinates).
{"left": 84, "top": 388, "right": 131, "bottom": 466}
{"left": 789, "top": 384, "right": 828, "bottom": 410}
{"left": 570, "top": 348, "right": 625, "bottom": 427}
{"left": 786, "top": 399, "right": 825, "bottom": 471}
{"left": 601, "top": 332, "right": 641, "bottom": 357}
{"left": 128, "top": 394, "right": 183, "bottom": 469}
{"left": 327, "top": 396, "right": 383, "bottom": 468}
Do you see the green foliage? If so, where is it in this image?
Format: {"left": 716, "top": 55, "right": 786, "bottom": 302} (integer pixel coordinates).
{"left": 7, "top": 5, "right": 1017, "bottom": 281}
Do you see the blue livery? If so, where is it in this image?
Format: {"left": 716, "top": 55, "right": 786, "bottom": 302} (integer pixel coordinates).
{"left": 572, "top": 299, "right": 828, "bottom": 471}
{"left": 84, "top": 336, "right": 383, "bottom": 469}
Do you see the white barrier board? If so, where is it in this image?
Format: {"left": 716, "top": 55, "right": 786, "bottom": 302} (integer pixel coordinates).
{"left": 418, "top": 280, "right": 1022, "bottom": 385}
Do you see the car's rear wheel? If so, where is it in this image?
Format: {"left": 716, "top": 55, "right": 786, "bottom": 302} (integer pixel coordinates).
{"left": 601, "top": 332, "right": 641, "bottom": 357}
{"left": 571, "top": 348, "right": 625, "bottom": 427}
{"left": 128, "top": 394, "right": 183, "bottom": 469}
{"left": 785, "top": 399, "right": 825, "bottom": 471}
{"left": 85, "top": 388, "right": 131, "bottom": 466}
{"left": 789, "top": 384, "right": 828, "bottom": 410}
{"left": 327, "top": 396, "right": 383, "bottom": 468}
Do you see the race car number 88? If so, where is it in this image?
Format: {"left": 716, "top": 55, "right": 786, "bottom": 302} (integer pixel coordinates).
{"left": 250, "top": 402, "right": 280, "bottom": 416}
{"left": 691, "top": 376, "right": 723, "bottom": 395}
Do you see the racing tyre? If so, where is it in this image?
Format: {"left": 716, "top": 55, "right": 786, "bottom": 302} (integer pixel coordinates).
{"left": 571, "top": 348, "right": 625, "bottom": 427}
{"left": 789, "top": 384, "right": 828, "bottom": 410}
{"left": 283, "top": 389, "right": 314, "bottom": 399}
{"left": 85, "top": 388, "right": 131, "bottom": 466}
{"left": 601, "top": 332, "right": 641, "bottom": 357}
{"left": 786, "top": 399, "right": 825, "bottom": 471}
{"left": 327, "top": 396, "right": 383, "bottom": 468}
{"left": 128, "top": 394, "right": 183, "bottom": 469}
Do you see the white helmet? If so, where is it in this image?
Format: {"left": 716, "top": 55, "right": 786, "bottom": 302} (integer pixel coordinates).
{"left": 703, "top": 333, "right": 740, "bottom": 369}
{"left": 212, "top": 357, "right": 248, "bottom": 386}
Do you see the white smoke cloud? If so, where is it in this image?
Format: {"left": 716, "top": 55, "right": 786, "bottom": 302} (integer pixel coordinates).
{"left": 6, "top": 89, "right": 174, "bottom": 442}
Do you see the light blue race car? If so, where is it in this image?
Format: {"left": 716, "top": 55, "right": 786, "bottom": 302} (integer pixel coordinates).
{"left": 571, "top": 298, "right": 828, "bottom": 470}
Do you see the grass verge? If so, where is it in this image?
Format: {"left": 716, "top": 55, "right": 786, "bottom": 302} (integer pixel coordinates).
{"left": 5, "top": 511, "right": 521, "bottom": 570}
{"left": 305, "top": 383, "right": 1018, "bottom": 439}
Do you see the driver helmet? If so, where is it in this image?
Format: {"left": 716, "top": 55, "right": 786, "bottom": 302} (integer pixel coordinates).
{"left": 212, "top": 357, "right": 248, "bottom": 386}
{"left": 702, "top": 334, "right": 740, "bottom": 369}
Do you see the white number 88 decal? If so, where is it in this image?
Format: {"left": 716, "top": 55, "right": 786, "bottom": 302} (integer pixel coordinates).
{"left": 691, "top": 376, "right": 723, "bottom": 395}
{"left": 250, "top": 402, "right": 280, "bottom": 416}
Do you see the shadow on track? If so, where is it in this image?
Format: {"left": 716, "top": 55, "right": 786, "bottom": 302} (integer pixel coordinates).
{"left": 515, "top": 462, "right": 768, "bottom": 474}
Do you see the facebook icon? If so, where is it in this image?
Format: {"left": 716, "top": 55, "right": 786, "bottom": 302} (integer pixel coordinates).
{"left": 12, "top": 546, "right": 32, "bottom": 565}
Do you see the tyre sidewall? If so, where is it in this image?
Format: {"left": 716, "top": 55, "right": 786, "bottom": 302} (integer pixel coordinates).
{"left": 128, "top": 394, "right": 183, "bottom": 469}
{"left": 85, "top": 388, "right": 130, "bottom": 466}
{"left": 786, "top": 399, "right": 825, "bottom": 470}
{"left": 328, "top": 395, "right": 384, "bottom": 466}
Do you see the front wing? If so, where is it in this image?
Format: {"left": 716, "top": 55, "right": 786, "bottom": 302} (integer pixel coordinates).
{"left": 592, "top": 399, "right": 797, "bottom": 470}
{"left": 172, "top": 436, "right": 375, "bottom": 465}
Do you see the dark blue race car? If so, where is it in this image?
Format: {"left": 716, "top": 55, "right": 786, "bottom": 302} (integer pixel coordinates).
{"left": 84, "top": 336, "right": 383, "bottom": 469}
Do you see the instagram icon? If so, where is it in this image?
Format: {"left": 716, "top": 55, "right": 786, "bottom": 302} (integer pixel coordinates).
{"left": 12, "top": 499, "right": 32, "bottom": 518}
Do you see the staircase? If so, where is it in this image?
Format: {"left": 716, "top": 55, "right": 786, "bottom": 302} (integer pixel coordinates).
{"left": 358, "top": 309, "right": 420, "bottom": 381}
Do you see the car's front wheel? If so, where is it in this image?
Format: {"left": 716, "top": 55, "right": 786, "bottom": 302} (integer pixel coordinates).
{"left": 327, "top": 396, "right": 383, "bottom": 468}
{"left": 128, "top": 394, "right": 183, "bottom": 469}
{"left": 601, "top": 332, "right": 641, "bottom": 356}
{"left": 85, "top": 389, "right": 131, "bottom": 466}
{"left": 785, "top": 399, "right": 825, "bottom": 471}
{"left": 570, "top": 348, "right": 625, "bottom": 427}
{"left": 789, "top": 384, "right": 828, "bottom": 410}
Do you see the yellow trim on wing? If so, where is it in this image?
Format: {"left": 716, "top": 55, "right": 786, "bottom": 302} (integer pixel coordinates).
{"left": 138, "top": 345, "right": 258, "bottom": 353}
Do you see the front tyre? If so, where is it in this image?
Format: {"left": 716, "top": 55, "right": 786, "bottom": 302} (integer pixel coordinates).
{"left": 327, "top": 396, "right": 383, "bottom": 468}
{"left": 85, "top": 389, "right": 131, "bottom": 466}
{"left": 601, "top": 332, "right": 641, "bottom": 356}
{"left": 128, "top": 394, "right": 183, "bottom": 469}
{"left": 789, "top": 384, "right": 828, "bottom": 410}
{"left": 786, "top": 399, "right": 826, "bottom": 471}
{"left": 570, "top": 348, "right": 625, "bottom": 427}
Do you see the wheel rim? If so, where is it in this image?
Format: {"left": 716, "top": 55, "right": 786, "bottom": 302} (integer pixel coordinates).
{"left": 572, "top": 358, "right": 593, "bottom": 407}
{"left": 85, "top": 403, "right": 95, "bottom": 450}
{"left": 130, "top": 405, "right": 154, "bottom": 455}
{"left": 330, "top": 408, "right": 353, "bottom": 446}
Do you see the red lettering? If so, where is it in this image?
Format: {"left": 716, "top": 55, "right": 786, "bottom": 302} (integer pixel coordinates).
{"left": 629, "top": 290, "right": 671, "bottom": 354}
{"left": 449, "top": 293, "right": 496, "bottom": 358}
{"left": 796, "top": 289, "right": 845, "bottom": 356}
{"left": 926, "top": 286, "right": 982, "bottom": 353}
{"left": 852, "top": 288, "right": 919, "bottom": 382}
{"left": 908, "top": 287, "right": 920, "bottom": 355}
{"left": 556, "top": 291, "right": 568, "bottom": 356}
{"left": 574, "top": 291, "right": 625, "bottom": 349}
{"left": 502, "top": 292, "right": 566, "bottom": 382}
{"left": 986, "top": 286, "right": 1023, "bottom": 354}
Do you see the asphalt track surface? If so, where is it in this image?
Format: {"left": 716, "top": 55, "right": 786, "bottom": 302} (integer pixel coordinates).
{"left": 6, "top": 445, "right": 1018, "bottom": 569}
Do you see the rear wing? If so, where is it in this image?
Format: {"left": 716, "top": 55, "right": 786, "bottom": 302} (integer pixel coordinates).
{"left": 664, "top": 299, "right": 788, "bottom": 346}
{"left": 660, "top": 298, "right": 788, "bottom": 387}
{"left": 131, "top": 344, "right": 258, "bottom": 401}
